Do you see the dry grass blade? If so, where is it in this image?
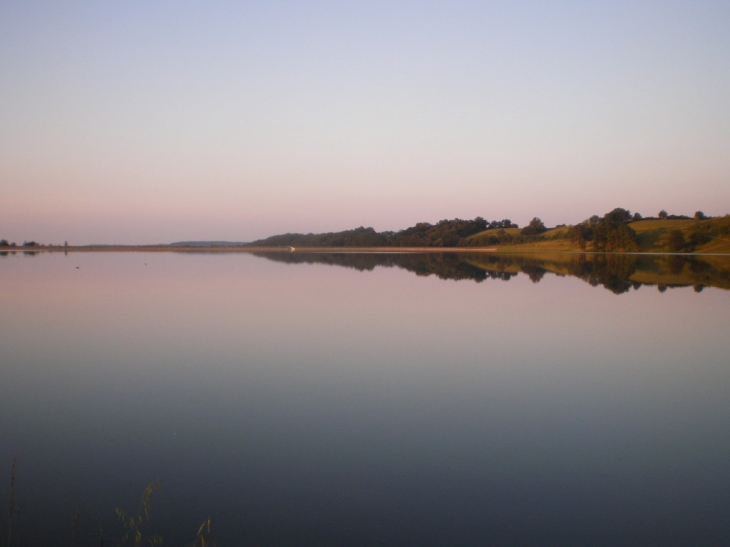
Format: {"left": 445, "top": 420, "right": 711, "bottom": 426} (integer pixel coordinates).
{"left": 193, "top": 517, "right": 215, "bottom": 547}
{"left": 7, "top": 456, "right": 17, "bottom": 547}
{"left": 115, "top": 480, "right": 162, "bottom": 547}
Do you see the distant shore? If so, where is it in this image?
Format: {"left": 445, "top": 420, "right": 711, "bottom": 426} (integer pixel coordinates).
{"left": 3, "top": 245, "right": 730, "bottom": 255}
{"left": 1, "top": 245, "right": 500, "bottom": 253}
{"left": 4, "top": 214, "right": 730, "bottom": 255}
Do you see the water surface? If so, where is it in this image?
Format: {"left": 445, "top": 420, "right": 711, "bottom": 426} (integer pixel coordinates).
{"left": 1, "top": 251, "right": 729, "bottom": 546}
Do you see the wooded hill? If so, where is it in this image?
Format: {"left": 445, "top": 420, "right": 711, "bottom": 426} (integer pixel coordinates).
{"left": 248, "top": 209, "right": 730, "bottom": 254}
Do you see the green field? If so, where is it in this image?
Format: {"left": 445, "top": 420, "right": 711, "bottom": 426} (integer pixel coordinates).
{"left": 466, "top": 227, "right": 522, "bottom": 240}
{"left": 468, "top": 216, "right": 730, "bottom": 254}
{"left": 629, "top": 217, "right": 730, "bottom": 253}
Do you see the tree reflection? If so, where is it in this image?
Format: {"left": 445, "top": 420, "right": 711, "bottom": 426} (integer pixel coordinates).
{"left": 254, "top": 251, "right": 730, "bottom": 293}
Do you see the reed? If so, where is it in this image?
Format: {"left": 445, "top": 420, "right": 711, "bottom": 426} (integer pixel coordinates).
{"left": 5, "top": 456, "right": 17, "bottom": 547}
{"left": 115, "top": 480, "right": 163, "bottom": 547}
{"left": 192, "top": 517, "right": 216, "bottom": 547}
{"left": 2, "top": 465, "right": 215, "bottom": 547}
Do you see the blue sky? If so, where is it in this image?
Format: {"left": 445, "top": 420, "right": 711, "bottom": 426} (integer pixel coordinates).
{"left": 1, "top": 1, "right": 729, "bottom": 244}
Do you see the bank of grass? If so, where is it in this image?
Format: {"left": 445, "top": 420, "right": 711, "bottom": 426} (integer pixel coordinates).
{"left": 696, "top": 237, "right": 730, "bottom": 254}
{"left": 495, "top": 239, "right": 578, "bottom": 252}
{"left": 466, "top": 226, "right": 581, "bottom": 252}
{"left": 467, "top": 226, "right": 571, "bottom": 240}
{"left": 630, "top": 219, "right": 698, "bottom": 250}
{"left": 465, "top": 216, "right": 730, "bottom": 254}
{"left": 467, "top": 227, "right": 522, "bottom": 240}
{"left": 629, "top": 216, "right": 730, "bottom": 253}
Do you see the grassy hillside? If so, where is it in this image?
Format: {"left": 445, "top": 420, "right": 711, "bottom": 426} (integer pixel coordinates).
{"left": 467, "top": 227, "right": 522, "bottom": 240}
{"left": 480, "top": 215, "right": 730, "bottom": 254}
{"left": 225, "top": 212, "right": 730, "bottom": 253}
{"left": 629, "top": 216, "right": 730, "bottom": 253}
{"left": 630, "top": 219, "right": 702, "bottom": 250}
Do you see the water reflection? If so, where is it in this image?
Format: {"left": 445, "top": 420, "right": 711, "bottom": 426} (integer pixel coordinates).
{"left": 254, "top": 251, "right": 730, "bottom": 294}
{"left": 1, "top": 252, "right": 730, "bottom": 546}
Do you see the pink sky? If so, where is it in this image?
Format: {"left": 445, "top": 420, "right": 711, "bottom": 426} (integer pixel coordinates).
{"left": 2, "top": 1, "right": 729, "bottom": 244}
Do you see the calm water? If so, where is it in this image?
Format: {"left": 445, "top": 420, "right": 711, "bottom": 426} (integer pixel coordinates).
{"left": 1, "top": 251, "right": 729, "bottom": 546}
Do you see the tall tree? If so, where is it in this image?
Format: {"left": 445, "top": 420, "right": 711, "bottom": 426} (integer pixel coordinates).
{"left": 521, "top": 217, "right": 547, "bottom": 236}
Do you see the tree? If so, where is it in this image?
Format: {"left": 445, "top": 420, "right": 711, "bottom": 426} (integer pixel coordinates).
{"left": 472, "top": 217, "right": 488, "bottom": 232}
{"left": 521, "top": 217, "right": 547, "bottom": 236}
{"left": 0, "top": 239, "right": 8, "bottom": 247}
{"left": 604, "top": 208, "right": 632, "bottom": 224}
{"left": 667, "top": 230, "right": 686, "bottom": 252}
{"left": 594, "top": 223, "right": 637, "bottom": 251}
{"left": 590, "top": 208, "right": 638, "bottom": 252}
{"left": 694, "top": 211, "right": 707, "bottom": 220}
{"left": 568, "top": 223, "right": 592, "bottom": 248}
{"left": 658, "top": 210, "right": 668, "bottom": 219}
{"left": 632, "top": 212, "right": 643, "bottom": 221}
{"left": 689, "top": 228, "right": 710, "bottom": 246}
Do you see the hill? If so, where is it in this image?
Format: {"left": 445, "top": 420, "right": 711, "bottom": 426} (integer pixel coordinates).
{"left": 629, "top": 217, "right": 730, "bottom": 253}
{"left": 247, "top": 211, "right": 730, "bottom": 254}
{"left": 483, "top": 215, "right": 730, "bottom": 254}
{"left": 5, "top": 211, "right": 728, "bottom": 254}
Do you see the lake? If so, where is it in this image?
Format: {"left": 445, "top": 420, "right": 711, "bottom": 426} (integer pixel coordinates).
{"left": 1, "top": 251, "right": 729, "bottom": 546}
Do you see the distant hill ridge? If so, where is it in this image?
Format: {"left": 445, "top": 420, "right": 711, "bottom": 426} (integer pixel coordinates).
{"left": 3, "top": 210, "right": 729, "bottom": 253}
{"left": 247, "top": 209, "right": 730, "bottom": 254}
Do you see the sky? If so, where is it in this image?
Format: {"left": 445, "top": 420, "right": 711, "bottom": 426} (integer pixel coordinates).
{"left": 1, "top": 1, "right": 729, "bottom": 245}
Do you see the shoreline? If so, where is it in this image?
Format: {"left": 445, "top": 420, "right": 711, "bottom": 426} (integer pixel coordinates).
{"left": 2, "top": 245, "right": 730, "bottom": 256}
{"left": 2, "top": 245, "right": 503, "bottom": 253}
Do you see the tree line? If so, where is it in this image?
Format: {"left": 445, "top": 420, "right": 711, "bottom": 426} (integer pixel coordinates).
{"left": 248, "top": 207, "right": 727, "bottom": 252}
{"left": 4, "top": 208, "right": 725, "bottom": 252}
{"left": 249, "top": 217, "right": 518, "bottom": 248}
{"left": 567, "top": 208, "right": 638, "bottom": 251}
